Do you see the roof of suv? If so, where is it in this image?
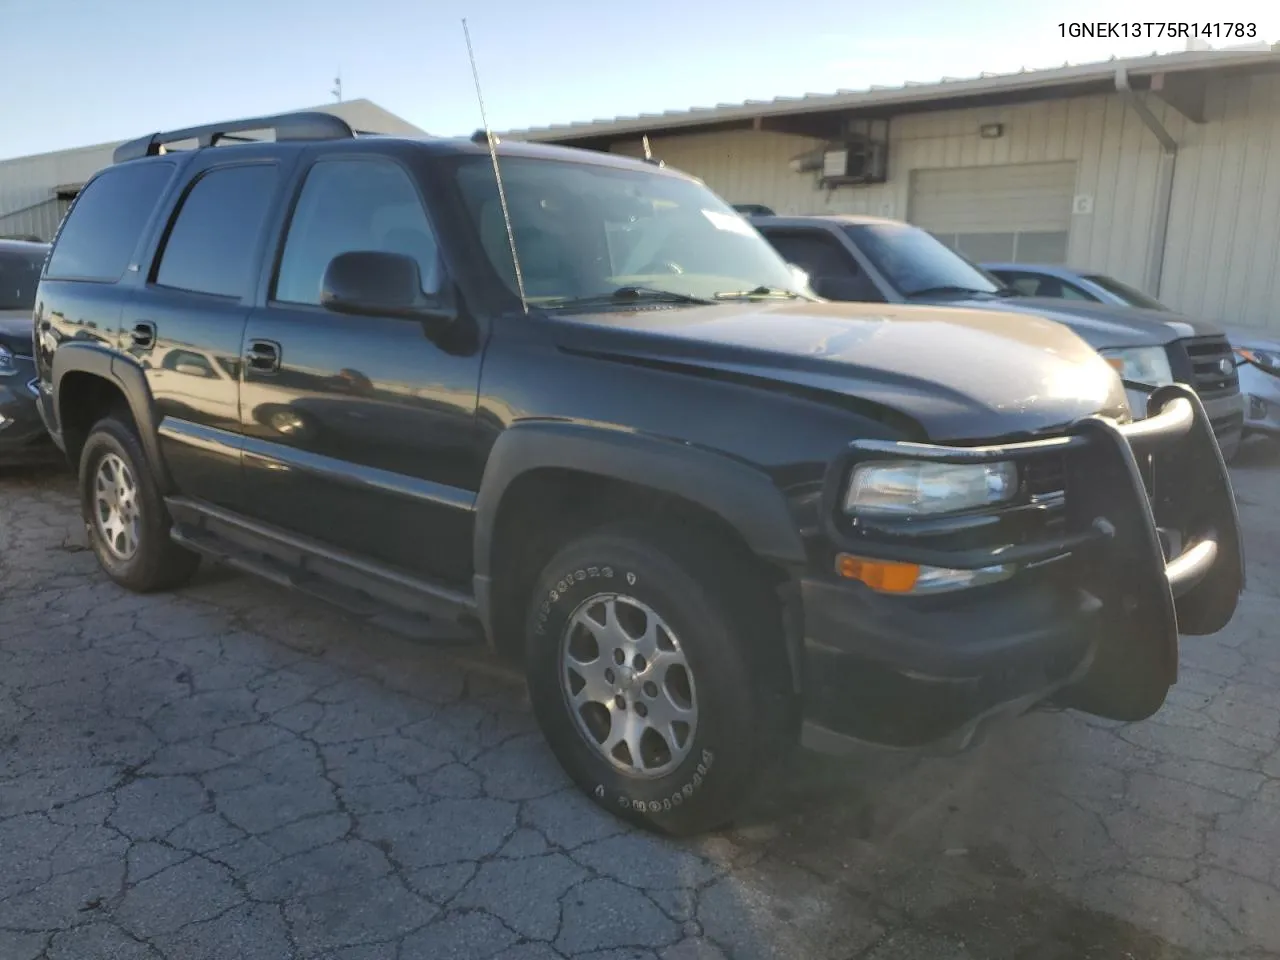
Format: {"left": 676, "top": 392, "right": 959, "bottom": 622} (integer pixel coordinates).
{"left": 117, "top": 133, "right": 697, "bottom": 180}
{"left": 749, "top": 214, "right": 902, "bottom": 228}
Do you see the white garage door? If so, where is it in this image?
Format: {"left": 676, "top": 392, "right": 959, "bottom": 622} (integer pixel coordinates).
{"left": 909, "top": 162, "right": 1076, "bottom": 264}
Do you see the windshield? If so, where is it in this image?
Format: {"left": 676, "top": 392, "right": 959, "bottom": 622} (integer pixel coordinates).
{"left": 0, "top": 248, "right": 46, "bottom": 311}
{"left": 844, "top": 223, "right": 1002, "bottom": 298}
{"left": 1084, "top": 273, "right": 1168, "bottom": 311}
{"left": 454, "top": 156, "right": 799, "bottom": 308}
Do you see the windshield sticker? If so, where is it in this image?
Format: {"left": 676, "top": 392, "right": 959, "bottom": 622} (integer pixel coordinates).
{"left": 701, "top": 209, "right": 756, "bottom": 237}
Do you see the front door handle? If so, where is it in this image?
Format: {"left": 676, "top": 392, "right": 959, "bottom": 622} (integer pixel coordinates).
{"left": 246, "top": 340, "right": 281, "bottom": 374}
{"left": 131, "top": 321, "right": 156, "bottom": 350}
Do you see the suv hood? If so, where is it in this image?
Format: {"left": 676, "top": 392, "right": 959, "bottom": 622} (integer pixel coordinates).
{"left": 0, "top": 309, "right": 35, "bottom": 355}
{"left": 557, "top": 300, "right": 1128, "bottom": 442}
{"left": 946, "top": 296, "right": 1223, "bottom": 349}
{"left": 1222, "top": 325, "right": 1280, "bottom": 351}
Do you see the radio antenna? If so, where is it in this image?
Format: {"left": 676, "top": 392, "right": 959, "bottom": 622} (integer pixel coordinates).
{"left": 462, "top": 18, "right": 528, "bottom": 315}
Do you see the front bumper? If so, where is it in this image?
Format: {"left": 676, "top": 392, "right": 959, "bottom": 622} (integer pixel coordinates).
{"left": 0, "top": 358, "right": 54, "bottom": 461}
{"left": 799, "top": 383, "right": 1244, "bottom": 754}
{"left": 1201, "top": 390, "right": 1245, "bottom": 454}
{"left": 1237, "top": 362, "right": 1280, "bottom": 437}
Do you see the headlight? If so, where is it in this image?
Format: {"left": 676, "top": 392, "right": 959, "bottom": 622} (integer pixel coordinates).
{"left": 0, "top": 345, "right": 16, "bottom": 377}
{"left": 1098, "top": 346, "right": 1174, "bottom": 386}
{"left": 845, "top": 460, "right": 1018, "bottom": 517}
{"left": 1236, "top": 347, "right": 1280, "bottom": 376}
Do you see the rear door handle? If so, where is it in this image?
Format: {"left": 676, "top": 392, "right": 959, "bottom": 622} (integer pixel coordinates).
{"left": 131, "top": 321, "right": 156, "bottom": 349}
{"left": 246, "top": 340, "right": 281, "bottom": 374}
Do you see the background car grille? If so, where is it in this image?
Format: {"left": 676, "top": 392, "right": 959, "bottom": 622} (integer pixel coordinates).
{"left": 1176, "top": 336, "right": 1239, "bottom": 398}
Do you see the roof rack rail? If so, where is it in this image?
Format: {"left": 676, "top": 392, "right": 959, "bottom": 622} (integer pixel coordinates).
{"left": 113, "top": 111, "right": 356, "bottom": 164}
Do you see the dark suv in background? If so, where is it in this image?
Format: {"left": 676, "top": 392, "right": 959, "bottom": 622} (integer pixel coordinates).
{"left": 0, "top": 239, "right": 52, "bottom": 462}
{"left": 753, "top": 215, "right": 1245, "bottom": 459}
{"left": 31, "top": 112, "right": 1242, "bottom": 834}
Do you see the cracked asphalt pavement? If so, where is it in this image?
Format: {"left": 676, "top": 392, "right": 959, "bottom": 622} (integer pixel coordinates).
{"left": 3, "top": 442, "right": 1280, "bottom": 960}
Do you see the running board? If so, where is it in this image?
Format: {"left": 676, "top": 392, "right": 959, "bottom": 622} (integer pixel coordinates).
{"left": 166, "top": 496, "right": 481, "bottom": 646}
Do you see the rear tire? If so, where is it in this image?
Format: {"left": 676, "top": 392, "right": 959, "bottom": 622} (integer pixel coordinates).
{"left": 79, "top": 415, "right": 200, "bottom": 592}
{"left": 524, "top": 521, "right": 786, "bottom": 836}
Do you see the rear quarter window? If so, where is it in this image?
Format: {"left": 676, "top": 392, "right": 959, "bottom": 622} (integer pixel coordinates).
{"left": 46, "top": 162, "right": 175, "bottom": 283}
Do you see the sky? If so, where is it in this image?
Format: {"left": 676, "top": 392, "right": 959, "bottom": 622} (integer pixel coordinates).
{"left": 1, "top": 0, "right": 1276, "bottom": 160}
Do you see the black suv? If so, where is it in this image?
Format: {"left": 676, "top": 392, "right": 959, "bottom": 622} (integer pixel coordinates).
{"left": 1, "top": 239, "right": 52, "bottom": 461}
{"left": 33, "top": 112, "right": 1243, "bottom": 834}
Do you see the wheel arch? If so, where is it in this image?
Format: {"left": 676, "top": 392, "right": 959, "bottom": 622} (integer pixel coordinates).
{"left": 52, "top": 344, "right": 170, "bottom": 488}
{"left": 472, "top": 421, "right": 807, "bottom": 681}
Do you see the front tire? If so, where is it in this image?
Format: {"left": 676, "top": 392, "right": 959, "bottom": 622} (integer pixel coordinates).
{"left": 524, "top": 522, "right": 784, "bottom": 835}
{"left": 79, "top": 415, "right": 200, "bottom": 592}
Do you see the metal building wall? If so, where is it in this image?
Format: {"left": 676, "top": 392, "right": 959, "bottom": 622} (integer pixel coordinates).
{"left": 0, "top": 143, "right": 114, "bottom": 241}
{"left": 1161, "top": 71, "right": 1280, "bottom": 333}
{"left": 615, "top": 96, "right": 1173, "bottom": 301}
{"left": 0, "top": 99, "right": 426, "bottom": 243}
{"left": 614, "top": 77, "right": 1280, "bottom": 331}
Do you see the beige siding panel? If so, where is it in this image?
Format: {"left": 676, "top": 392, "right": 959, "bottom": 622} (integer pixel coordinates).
{"left": 622, "top": 95, "right": 1162, "bottom": 286}
{"left": 1236, "top": 75, "right": 1280, "bottom": 331}
{"left": 615, "top": 82, "right": 1280, "bottom": 330}
{"left": 0, "top": 144, "right": 116, "bottom": 240}
{"left": 0, "top": 198, "right": 67, "bottom": 240}
{"left": 1160, "top": 71, "right": 1280, "bottom": 330}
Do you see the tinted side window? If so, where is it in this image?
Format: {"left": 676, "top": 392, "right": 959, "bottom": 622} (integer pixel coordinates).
{"left": 46, "top": 163, "right": 174, "bottom": 282}
{"left": 763, "top": 231, "right": 860, "bottom": 279}
{"left": 275, "top": 158, "right": 440, "bottom": 305}
{"left": 996, "top": 272, "right": 1044, "bottom": 296}
{"left": 1002, "top": 273, "right": 1095, "bottom": 301}
{"left": 0, "top": 249, "right": 46, "bottom": 310}
{"left": 154, "top": 165, "right": 278, "bottom": 298}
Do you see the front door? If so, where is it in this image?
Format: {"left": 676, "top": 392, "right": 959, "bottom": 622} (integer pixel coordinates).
{"left": 758, "top": 227, "right": 883, "bottom": 302}
{"left": 127, "top": 158, "right": 283, "bottom": 510}
{"left": 239, "top": 154, "right": 483, "bottom": 586}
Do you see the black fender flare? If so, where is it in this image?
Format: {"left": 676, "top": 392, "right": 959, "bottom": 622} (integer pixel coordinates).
{"left": 471, "top": 420, "right": 808, "bottom": 679}
{"left": 51, "top": 342, "right": 171, "bottom": 490}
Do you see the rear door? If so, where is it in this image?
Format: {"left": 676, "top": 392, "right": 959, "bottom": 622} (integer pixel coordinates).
{"left": 126, "top": 157, "right": 284, "bottom": 510}
{"left": 238, "top": 152, "right": 483, "bottom": 586}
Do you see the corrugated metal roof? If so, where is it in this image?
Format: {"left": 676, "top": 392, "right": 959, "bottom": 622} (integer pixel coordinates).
{"left": 501, "top": 44, "right": 1280, "bottom": 142}
{"left": 0, "top": 99, "right": 424, "bottom": 167}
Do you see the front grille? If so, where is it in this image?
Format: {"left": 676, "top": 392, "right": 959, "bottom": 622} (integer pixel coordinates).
{"left": 1177, "top": 336, "right": 1238, "bottom": 398}
{"left": 1023, "top": 455, "right": 1065, "bottom": 499}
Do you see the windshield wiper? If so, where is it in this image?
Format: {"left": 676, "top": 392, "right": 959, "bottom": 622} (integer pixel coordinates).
{"left": 905, "top": 285, "right": 1000, "bottom": 300}
{"left": 542, "top": 286, "right": 715, "bottom": 310}
{"left": 713, "top": 285, "right": 804, "bottom": 301}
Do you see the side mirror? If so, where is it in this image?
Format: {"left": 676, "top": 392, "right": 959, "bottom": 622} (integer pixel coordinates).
{"left": 812, "top": 274, "right": 879, "bottom": 303}
{"left": 320, "top": 251, "right": 455, "bottom": 324}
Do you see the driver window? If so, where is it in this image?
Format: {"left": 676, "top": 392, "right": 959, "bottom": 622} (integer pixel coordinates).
{"left": 275, "top": 158, "right": 441, "bottom": 306}
{"left": 762, "top": 231, "right": 860, "bottom": 280}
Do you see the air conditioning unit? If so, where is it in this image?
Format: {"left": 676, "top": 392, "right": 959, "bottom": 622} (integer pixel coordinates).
{"left": 789, "top": 118, "right": 889, "bottom": 188}
{"left": 819, "top": 140, "right": 888, "bottom": 186}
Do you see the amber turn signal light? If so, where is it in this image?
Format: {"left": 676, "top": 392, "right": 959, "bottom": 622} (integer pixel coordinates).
{"left": 834, "top": 553, "right": 921, "bottom": 593}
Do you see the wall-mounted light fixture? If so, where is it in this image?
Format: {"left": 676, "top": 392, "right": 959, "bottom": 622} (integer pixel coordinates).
{"left": 979, "top": 123, "right": 1005, "bottom": 139}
